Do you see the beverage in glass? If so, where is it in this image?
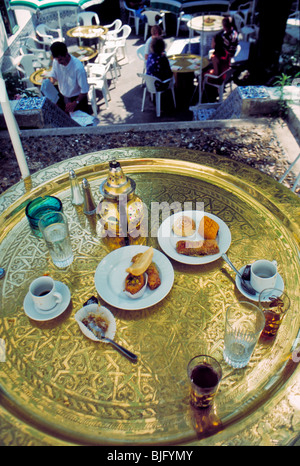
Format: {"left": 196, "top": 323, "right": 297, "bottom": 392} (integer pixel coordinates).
{"left": 223, "top": 301, "right": 265, "bottom": 368}
{"left": 39, "top": 212, "right": 73, "bottom": 268}
{"left": 187, "top": 355, "right": 222, "bottom": 408}
{"left": 259, "top": 288, "right": 290, "bottom": 338}
{"left": 25, "top": 196, "right": 62, "bottom": 237}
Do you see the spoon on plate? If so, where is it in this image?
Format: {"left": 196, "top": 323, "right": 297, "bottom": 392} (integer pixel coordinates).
{"left": 221, "top": 253, "right": 257, "bottom": 296}
{"left": 88, "top": 321, "right": 138, "bottom": 363}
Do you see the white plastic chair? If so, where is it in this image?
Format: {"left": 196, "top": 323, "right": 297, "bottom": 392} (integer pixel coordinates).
{"left": 137, "top": 44, "right": 146, "bottom": 83}
{"left": 138, "top": 73, "right": 176, "bottom": 117}
{"left": 103, "top": 19, "right": 122, "bottom": 39}
{"left": 20, "top": 38, "right": 52, "bottom": 68}
{"left": 89, "top": 85, "right": 100, "bottom": 117}
{"left": 203, "top": 67, "right": 233, "bottom": 102}
{"left": 237, "top": 1, "right": 254, "bottom": 24}
{"left": 103, "top": 24, "right": 132, "bottom": 61}
{"left": 94, "top": 48, "right": 120, "bottom": 83}
{"left": 87, "top": 62, "right": 111, "bottom": 109}
{"left": 77, "top": 11, "right": 100, "bottom": 26}
{"left": 176, "top": 12, "right": 193, "bottom": 37}
{"left": 87, "top": 53, "right": 117, "bottom": 87}
{"left": 233, "top": 12, "right": 256, "bottom": 41}
{"left": 36, "top": 23, "right": 65, "bottom": 47}
{"left": 14, "top": 55, "right": 41, "bottom": 93}
{"left": 142, "top": 10, "right": 165, "bottom": 41}
{"left": 124, "top": 3, "right": 141, "bottom": 35}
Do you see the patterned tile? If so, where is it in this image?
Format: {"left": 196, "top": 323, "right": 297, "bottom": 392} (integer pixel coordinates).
{"left": 238, "top": 85, "right": 270, "bottom": 99}
{"left": 15, "top": 97, "right": 46, "bottom": 111}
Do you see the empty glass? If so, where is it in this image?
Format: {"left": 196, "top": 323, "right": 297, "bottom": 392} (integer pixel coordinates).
{"left": 223, "top": 301, "right": 265, "bottom": 368}
{"left": 39, "top": 212, "right": 73, "bottom": 268}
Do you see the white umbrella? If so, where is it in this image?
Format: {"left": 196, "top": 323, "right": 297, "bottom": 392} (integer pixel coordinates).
{"left": 0, "top": 78, "right": 30, "bottom": 180}
{"left": 9, "top": 0, "right": 104, "bottom": 34}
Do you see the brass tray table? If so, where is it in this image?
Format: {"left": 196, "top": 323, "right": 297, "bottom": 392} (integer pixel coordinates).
{"left": 0, "top": 148, "right": 299, "bottom": 446}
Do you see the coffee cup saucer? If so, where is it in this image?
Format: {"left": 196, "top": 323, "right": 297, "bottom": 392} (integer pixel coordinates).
{"left": 23, "top": 281, "right": 71, "bottom": 321}
{"left": 235, "top": 265, "right": 284, "bottom": 302}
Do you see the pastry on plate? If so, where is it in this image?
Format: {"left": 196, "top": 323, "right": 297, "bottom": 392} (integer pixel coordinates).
{"left": 198, "top": 216, "right": 219, "bottom": 240}
{"left": 131, "top": 252, "right": 161, "bottom": 290}
{"left": 176, "top": 239, "right": 219, "bottom": 256}
{"left": 173, "top": 215, "right": 196, "bottom": 237}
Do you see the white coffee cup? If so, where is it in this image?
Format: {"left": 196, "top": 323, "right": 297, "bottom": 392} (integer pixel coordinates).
{"left": 250, "top": 260, "right": 278, "bottom": 293}
{"left": 29, "top": 276, "right": 62, "bottom": 311}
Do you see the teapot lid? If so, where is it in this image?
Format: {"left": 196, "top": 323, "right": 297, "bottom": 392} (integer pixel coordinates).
{"left": 99, "top": 160, "right": 136, "bottom": 199}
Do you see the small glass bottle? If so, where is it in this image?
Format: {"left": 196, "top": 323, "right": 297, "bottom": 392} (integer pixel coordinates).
{"left": 82, "top": 178, "right": 96, "bottom": 215}
{"left": 69, "top": 169, "right": 84, "bottom": 206}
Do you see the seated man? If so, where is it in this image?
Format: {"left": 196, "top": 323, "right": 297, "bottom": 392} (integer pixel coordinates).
{"left": 49, "top": 41, "right": 89, "bottom": 114}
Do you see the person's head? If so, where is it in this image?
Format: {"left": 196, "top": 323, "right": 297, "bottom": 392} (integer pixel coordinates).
{"left": 50, "top": 41, "right": 70, "bottom": 66}
{"left": 151, "top": 25, "right": 162, "bottom": 37}
{"left": 151, "top": 37, "right": 166, "bottom": 55}
{"left": 222, "top": 16, "right": 234, "bottom": 33}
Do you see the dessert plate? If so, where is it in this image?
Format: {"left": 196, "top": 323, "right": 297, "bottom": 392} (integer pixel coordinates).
{"left": 94, "top": 245, "right": 174, "bottom": 311}
{"left": 157, "top": 210, "right": 231, "bottom": 265}
{"left": 23, "top": 281, "right": 71, "bottom": 321}
{"left": 75, "top": 303, "right": 116, "bottom": 342}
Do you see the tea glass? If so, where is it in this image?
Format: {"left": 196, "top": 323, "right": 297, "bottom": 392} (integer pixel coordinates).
{"left": 223, "top": 301, "right": 265, "bottom": 368}
{"left": 38, "top": 212, "right": 73, "bottom": 268}
{"left": 259, "top": 288, "right": 290, "bottom": 338}
{"left": 25, "top": 196, "right": 63, "bottom": 237}
{"left": 187, "top": 355, "right": 222, "bottom": 409}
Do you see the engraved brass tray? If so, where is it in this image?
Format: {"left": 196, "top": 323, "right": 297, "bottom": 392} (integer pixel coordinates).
{"left": 0, "top": 148, "right": 299, "bottom": 446}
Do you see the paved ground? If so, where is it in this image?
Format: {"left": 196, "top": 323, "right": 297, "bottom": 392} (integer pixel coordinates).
{"left": 89, "top": 23, "right": 235, "bottom": 125}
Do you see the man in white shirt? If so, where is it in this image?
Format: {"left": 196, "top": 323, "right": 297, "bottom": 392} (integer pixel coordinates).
{"left": 49, "top": 42, "right": 89, "bottom": 114}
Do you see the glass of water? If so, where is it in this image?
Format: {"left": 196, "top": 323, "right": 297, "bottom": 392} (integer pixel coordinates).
{"left": 39, "top": 212, "right": 73, "bottom": 268}
{"left": 223, "top": 301, "right": 265, "bottom": 368}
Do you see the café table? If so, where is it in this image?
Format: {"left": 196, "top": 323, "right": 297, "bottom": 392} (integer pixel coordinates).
{"left": 187, "top": 15, "right": 224, "bottom": 56}
{"left": 167, "top": 54, "right": 210, "bottom": 107}
{"left": 0, "top": 147, "right": 299, "bottom": 446}
{"left": 29, "top": 45, "right": 98, "bottom": 86}
{"left": 67, "top": 25, "right": 108, "bottom": 52}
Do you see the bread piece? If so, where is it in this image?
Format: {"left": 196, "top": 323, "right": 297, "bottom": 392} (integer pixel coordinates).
{"left": 176, "top": 239, "right": 219, "bottom": 256}
{"left": 173, "top": 215, "right": 196, "bottom": 236}
{"left": 198, "top": 216, "right": 219, "bottom": 240}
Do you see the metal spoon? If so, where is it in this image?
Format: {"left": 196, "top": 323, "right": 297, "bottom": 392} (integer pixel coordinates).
{"left": 221, "top": 253, "right": 257, "bottom": 296}
{"left": 88, "top": 321, "right": 138, "bottom": 362}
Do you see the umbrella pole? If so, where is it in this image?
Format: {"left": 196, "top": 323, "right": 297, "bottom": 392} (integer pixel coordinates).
{"left": 58, "top": 11, "right": 63, "bottom": 37}
{"left": 198, "top": 13, "right": 204, "bottom": 105}
{"left": 0, "top": 78, "right": 30, "bottom": 180}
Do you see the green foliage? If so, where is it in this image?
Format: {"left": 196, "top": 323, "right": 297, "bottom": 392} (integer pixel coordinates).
{"left": 273, "top": 70, "right": 300, "bottom": 119}
{"left": 2, "top": 72, "right": 38, "bottom": 100}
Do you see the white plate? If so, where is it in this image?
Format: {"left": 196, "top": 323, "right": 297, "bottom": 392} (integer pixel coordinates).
{"left": 157, "top": 210, "right": 231, "bottom": 265}
{"left": 94, "top": 245, "right": 174, "bottom": 311}
{"left": 23, "top": 281, "right": 71, "bottom": 321}
{"left": 74, "top": 303, "right": 116, "bottom": 342}
{"left": 235, "top": 265, "right": 285, "bottom": 302}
